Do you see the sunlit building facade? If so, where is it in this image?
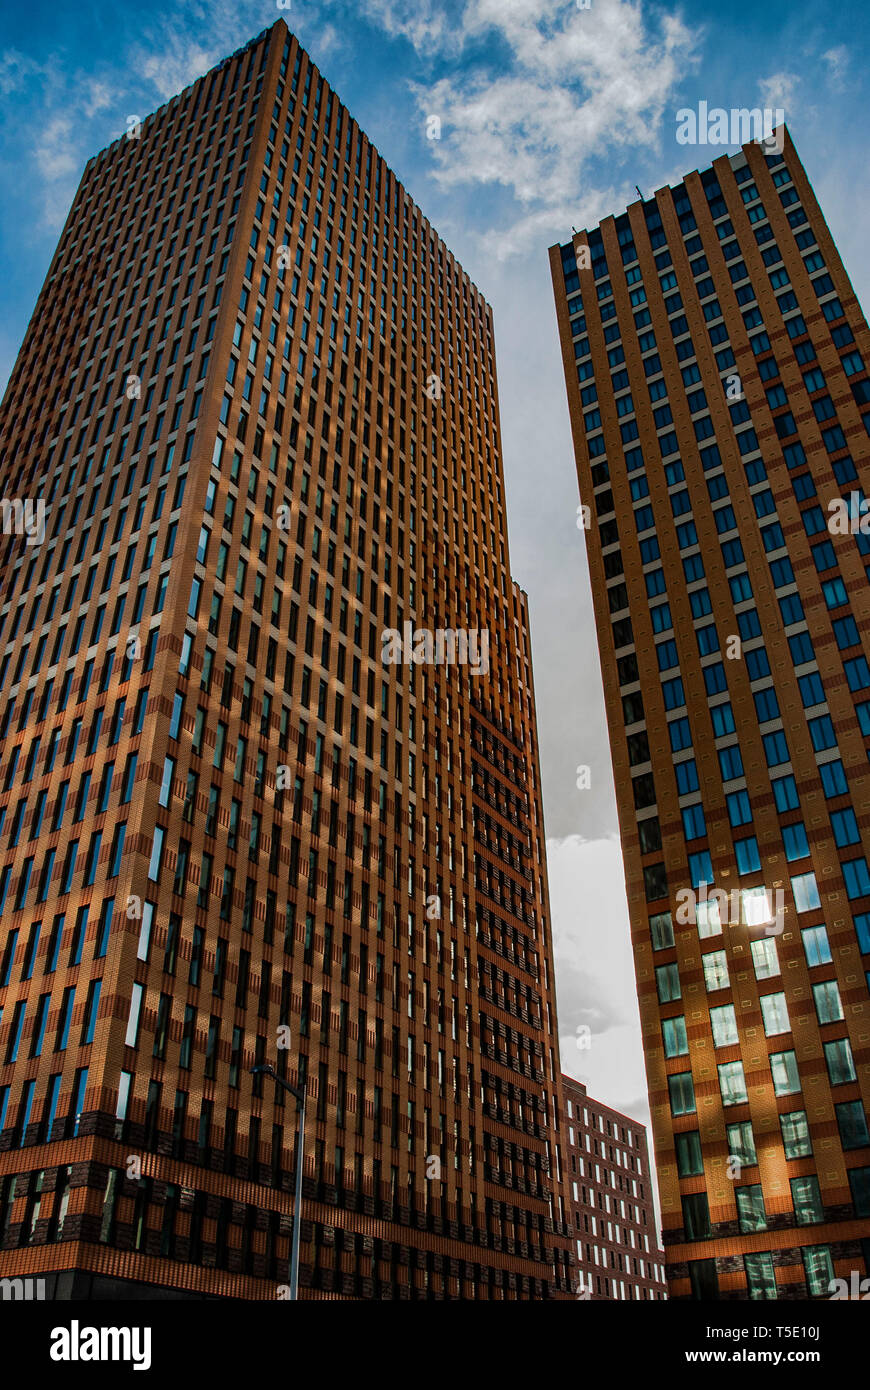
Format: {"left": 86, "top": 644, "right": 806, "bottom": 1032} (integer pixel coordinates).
{"left": 551, "top": 128, "right": 870, "bottom": 1298}
{"left": 0, "top": 20, "right": 573, "bottom": 1299}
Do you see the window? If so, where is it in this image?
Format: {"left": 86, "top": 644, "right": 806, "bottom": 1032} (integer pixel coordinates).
{"left": 808, "top": 714, "right": 836, "bottom": 752}
{"left": 653, "top": 961, "right": 680, "bottom": 1006}
{"left": 650, "top": 911, "right": 674, "bottom": 949}
{"left": 797, "top": 671, "right": 824, "bottom": 707}
{"left": 828, "top": 811, "right": 856, "bottom": 850}
{"left": 125, "top": 982, "right": 144, "bottom": 1049}
{"left": 770, "top": 1049, "right": 801, "bottom": 1096}
{"left": 158, "top": 757, "right": 174, "bottom": 808}
{"left": 682, "top": 804, "right": 707, "bottom": 841}
{"left": 147, "top": 825, "right": 166, "bottom": 881}
{"left": 802, "top": 924, "right": 832, "bottom": 966}
{"left": 824, "top": 1037, "right": 856, "bottom": 1086}
{"left": 835, "top": 1101, "right": 870, "bottom": 1150}
{"left": 710, "top": 1004, "right": 739, "bottom": 1047}
{"left": 169, "top": 691, "right": 184, "bottom": 740}
{"left": 663, "top": 1015, "right": 689, "bottom": 1057}
{"left": 791, "top": 1174, "right": 824, "bottom": 1225}
{"left": 108, "top": 823, "right": 126, "bottom": 878}
{"left": 668, "top": 1072, "right": 696, "bottom": 1116}
{"left": 718, "top": 1060, "right": 748, "bottom": 1106}
{"left": 6, "top": 1000, "right": 26, "bottom": 1065}
{"left": 744, "top": 891, "right": 775, "bottom": 934}
{"left": 847, "top": 1166, "right": 870, "bottom": 1218}
{"left": 727, "top": 1121, "right": 757, "bottom": 1167}
{"left": 180, "top": 1005, "right": 196, "bottom": 1071}
{"left": 696, "top": 896, "right": 722, "bottom": 938}
{"left": 726, "top": 789, "right": 752, "bottom": 827}
{"left": 81, "top": 979, "right": 101, "bottom": 1045}
{"left": 820, "top": 760, "right": 848, "bottom": 798}
{"left": 780, "top": 1110, "right": 812, "bottom": 1158}
{"left": 689, "top": 851, "right": 713, "bottom": 887}
{"left": 688, "top": 1259, "right": 719, "bottom": 1300}
{"left": 791, "top": 872, "right": 821, "bottom": 913}
{"left": 736, "top": 1184, "right": 767, "bottom": 1233}
{"left": 763, "top": 730, "right": 789, "bottom": 767}
{"left": 735, "top": 836, "right": 761, "bottom": 874}
{"left": 676, "top": 1130, "right": 704, "bottom": 1176}
{"left": 681, "top": 1192, "right": 712, "bottom": 1240}
{"left": 842, "top": 857, "right": 870, "bottom": 900}
{"left": 702, "top": 951, "right": 729, "bottom": 991}
{"left": 711, "top": 702, "right": 735, "bottom": 736}
{"left": 69, "top": 1068, "right": 88, "bottom": 1138}
{"left": 120, "top": 754, "right": 138, "bottom": 804}
{"left": 676, "top": 760, "right": 699, "bottom": 794}
{"left": 744, "top": 1251, "right": 777, "bottom": 1299}
{"left": 802, "top": 1246, "right": 834, "bottom": 1298}
{"left": 812, "top": 980, "right": 844, "bottom": 1024}
{"left": 750, "top": 937, "right": 779, "bottom": 979}
{"left": 644, "top": 863, "right": 669, "bottom": 901}
{"left": 772, "top": 774, "right": 799, "bottom": 812}
{"left": 718, "top": 745, "right": 744, "bottom": 780}
{"left": 782, "top": 821, "right": 809, "bottom": 861}
{"left": 760, "top": 992, "right": 790, "bottom": 1036}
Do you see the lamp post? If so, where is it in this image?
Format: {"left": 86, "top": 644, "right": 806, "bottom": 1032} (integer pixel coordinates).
{"left": 251, "top": 1064, "right": 307, "bottom": 1301}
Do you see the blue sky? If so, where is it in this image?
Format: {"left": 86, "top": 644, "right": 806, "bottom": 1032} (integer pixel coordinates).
{"left": 2, "top": 0, "right": 868, "bottom": 388}
{"left": 2, "top": 0, "right": 869, "bottom": 1127}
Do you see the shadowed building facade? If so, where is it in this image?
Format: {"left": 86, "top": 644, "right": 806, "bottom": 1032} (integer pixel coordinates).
{"left": 562, "top": 1074, "right": 666, "bottom": 1300}
{"left": 551, "top": 128, "right": 870, "bottom": 1298}
{"left": 0, "top": 20, "right": 573, "bottom": 1299}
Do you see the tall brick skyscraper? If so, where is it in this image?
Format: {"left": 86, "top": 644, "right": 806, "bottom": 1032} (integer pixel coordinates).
{"left": 551, "top": 128, "right": 870, "bottom": 1299}
{"left": 0, "top": 20, "right": 572, "bottom": 1300}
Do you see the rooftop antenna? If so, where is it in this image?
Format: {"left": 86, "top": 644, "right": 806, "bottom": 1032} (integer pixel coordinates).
{"left": 635, "top": 185, "right": 644, "bottom": 201}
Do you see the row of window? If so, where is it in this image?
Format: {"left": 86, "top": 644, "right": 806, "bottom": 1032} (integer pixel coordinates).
{"left": 670, "top": 1069, "right": 868, "bottom": 1149}
{"left": 689, "top": 1241, "right": 868, "bottom": 1300}
{"left": 682, "top": 1165, "right": 870, "bottom": 1244}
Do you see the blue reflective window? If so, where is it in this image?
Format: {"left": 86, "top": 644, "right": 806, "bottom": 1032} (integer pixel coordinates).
{"left": 782, "top": 822, "right": 810, "bottom": 861}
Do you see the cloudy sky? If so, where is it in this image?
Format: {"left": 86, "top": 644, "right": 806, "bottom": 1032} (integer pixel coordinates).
{"left": 2, "top": 0, "right": 869, "bottom": 1157}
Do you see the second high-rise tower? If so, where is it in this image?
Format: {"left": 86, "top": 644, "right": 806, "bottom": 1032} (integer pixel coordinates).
{"left": 551, "top": 127, "right": 870, "bottom": 1299}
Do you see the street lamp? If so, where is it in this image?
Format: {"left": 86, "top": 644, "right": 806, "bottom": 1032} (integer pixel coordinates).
{"left": 251, "top": 1063, "right": 307, "bottom": 1301}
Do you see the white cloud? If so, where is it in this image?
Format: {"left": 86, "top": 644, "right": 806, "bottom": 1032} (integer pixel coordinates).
{"left": 358, "top": 0, "right": 459, "bottom": 53}
{"left": 34, "top": 116, "right": 79, "bottom": 181}
{"left": 138, "top": 44, "right": 222, "bottom": 102}
{"left": 758, "top": 70, "right": 799, "bottom": 113}
{"left": 129, "top": 0, "right": 266, "bottom": 102}
{"left": 32, "top": 114, "right": 83, "bottom": 230}
{"left": 0, "top": 49, "right": 44, "bottom": 96}
{"left": 82, "top": 79, "right": 117, "bottom": 117}
{"left": 548, "top": 832, "right": 662, "bottom": 1235}
{"left": 547, "top": 833, "right": 648, "bottom": 1119}
{"left": 27, "top": 70, "right": 121, "bottom": 228}
{"left": 822, "top": 45, "right": 849, "bottom": 90}
{"left": 406, "top": 0, "right": 699, "bottom": 254}
{"left": 313, "top": 24, "right": 342, "bottom": 59}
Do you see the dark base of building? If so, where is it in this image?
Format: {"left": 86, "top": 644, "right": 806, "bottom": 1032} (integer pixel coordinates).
{"left": 0, "top": 1114, "right": 572, "bottom": 1300}
{"left": 1, "top": 1270, "right": 222, "bottom": 1300}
